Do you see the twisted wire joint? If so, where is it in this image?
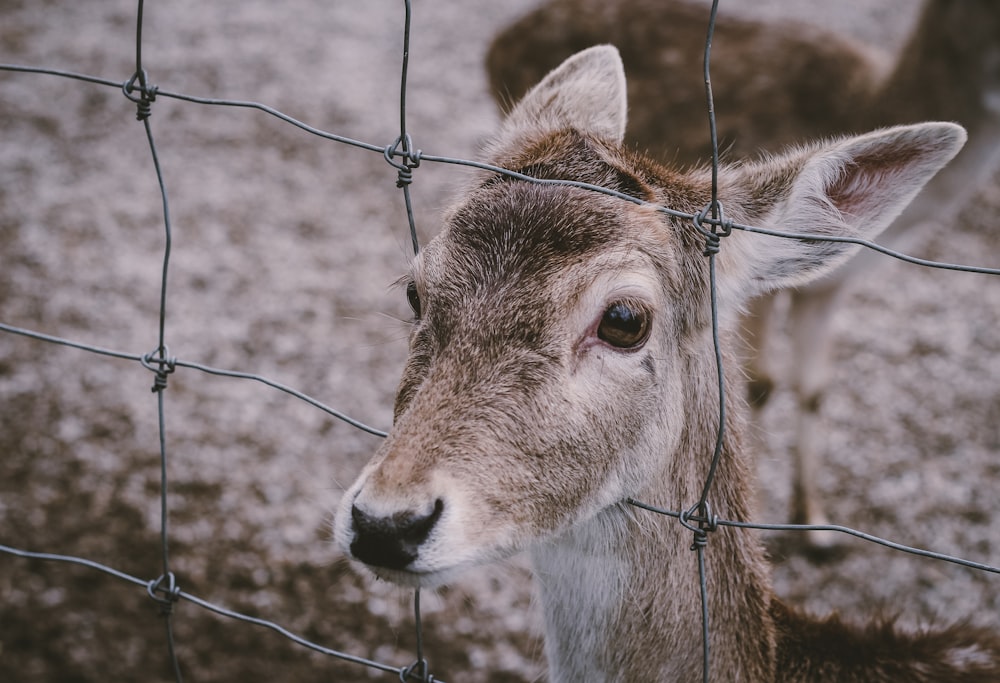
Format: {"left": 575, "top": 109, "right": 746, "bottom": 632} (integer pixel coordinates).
{"left": 400, "top": 658, "right": 434, "bottom": 682}
{"left": 693, "top": 200, "right": 732, "bottom": 256}
{"left": 141, "top": 346, "right": 177, "bottom": 393}
{"left": 384, "top": 134, "right": 423, "bottom": 188}
{"left": 680, "top": 501, "right": 719, "bottom": 551}
{"left": 122, "top": 69, "right": 159, "bottom": 121}
{"left": 147, "top": 571, "right": 182, "bottom": 615}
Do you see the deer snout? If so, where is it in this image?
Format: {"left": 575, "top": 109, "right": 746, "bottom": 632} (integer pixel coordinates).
{"left": 348, "top": 497, "right": 444, "bottom": 571}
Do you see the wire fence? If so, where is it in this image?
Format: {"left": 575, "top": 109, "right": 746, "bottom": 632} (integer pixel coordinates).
{"left": 1, "top": 1, "right": 998, "bottom": 681}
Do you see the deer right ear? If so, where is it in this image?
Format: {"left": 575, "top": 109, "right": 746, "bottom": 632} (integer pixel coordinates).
{"left": 717, "top": 121, "right": 967, "bottom": 304}
{"left": 496, "top": 44, "right": 628, "bottom": 146}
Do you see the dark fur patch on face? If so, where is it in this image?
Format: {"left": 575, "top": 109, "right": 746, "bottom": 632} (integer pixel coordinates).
{"left": 449, "top": 182, "right": 622, "bottom": 276}
{"left": 416, "top": 126, "right": 714, "bottom": 368}
{"left": 485, "top": 129, "right": 657, "bottom": 203}
{"left": 640, "top": 353, "right": 656, "bottom": 378}
{"left": 419, "top": 181, "right": 625, "bottom": 356}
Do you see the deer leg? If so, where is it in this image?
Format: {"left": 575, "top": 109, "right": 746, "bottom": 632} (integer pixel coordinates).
{"left": 786, "top": 282, "right": 844, "bottom": 545}
{"left": 741, "top": 292, "right": 781, "bottom": 412}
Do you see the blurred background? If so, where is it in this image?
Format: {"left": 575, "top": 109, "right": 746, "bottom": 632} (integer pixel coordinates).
{"left": 0, "top": 1, "right": 997, "bottom": 681}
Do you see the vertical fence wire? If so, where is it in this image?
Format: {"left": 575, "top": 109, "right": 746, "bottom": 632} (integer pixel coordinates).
{"left": 388, "top": 0, "right": 422, "bottom": 256}
{"left": 691, "top": 1, "right": 726, "bottom": 677}
{"left": 0, "top": 0, "right": 999, "bottom": 681}
{"left": 126, "top": 0, "right": 184, "bottom": 678}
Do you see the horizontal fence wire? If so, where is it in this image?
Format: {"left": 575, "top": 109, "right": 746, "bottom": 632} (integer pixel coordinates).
{"left": 1, "top": 0, "right": 998, "bottom": 681}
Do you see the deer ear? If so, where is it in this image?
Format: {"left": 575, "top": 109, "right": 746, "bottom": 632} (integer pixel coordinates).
{"left": 718, "top": 122, "right": 967, "bottom": 301}
{"left": 497, "top": 44, "right": 628, "bottom": 145}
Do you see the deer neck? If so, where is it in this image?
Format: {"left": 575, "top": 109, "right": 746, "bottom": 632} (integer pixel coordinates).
{"left": 529, "top": 348, "right": 777, "bottom": 682}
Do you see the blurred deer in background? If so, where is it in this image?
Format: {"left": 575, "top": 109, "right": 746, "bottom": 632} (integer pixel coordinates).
{"left": 334, "top": 46, "right": 1000, "bottom": 681}
{"left": 487, "top": 0, "right": 1000, "bottom": 542}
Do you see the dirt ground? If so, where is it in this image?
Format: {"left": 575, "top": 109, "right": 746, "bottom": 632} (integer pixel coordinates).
{"left": 0, "top": 1, "right": 997, "bottom": 681}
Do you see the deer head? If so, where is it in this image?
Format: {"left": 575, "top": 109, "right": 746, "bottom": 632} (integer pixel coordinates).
{"left": 332, "top": 47, "right": 965, "bottom": 597}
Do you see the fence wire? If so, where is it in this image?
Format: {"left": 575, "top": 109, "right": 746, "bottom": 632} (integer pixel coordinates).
{"left": 1, "top": 1, "right": 998, "bottom": 681}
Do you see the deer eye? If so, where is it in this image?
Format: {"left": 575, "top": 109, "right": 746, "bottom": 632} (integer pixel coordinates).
{"left": 405, "top": 281, "right": 421, "bottom": 318}
{"left": 597, "top": 301, "right": 650, "bottom": 349}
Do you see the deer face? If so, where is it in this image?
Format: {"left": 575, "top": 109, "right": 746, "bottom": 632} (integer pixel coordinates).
{"left": 334, "top": 166, "right": 700, "bottom": 587}
{"left": 333, "top": 46, "right": 965, "bottom": 588}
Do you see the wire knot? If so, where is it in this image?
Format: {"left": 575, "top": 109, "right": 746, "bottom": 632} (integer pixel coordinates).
{"left": 123, "top": 69, "right": 159, "bottom": 121}
{"left": 680, "top": 501, "right": 719, "bottom": 551}
{"left": 400, "top": 658, "right": 434, "bottom": 682}
{"left": 384, "top": 134, "right": 422, "bottom": 188}
{"left": 692, "top": 200, "right": 732, "bottom": 256}
{"left": 141, "top": 346, "right": 176, "bottom": 393}
{"left": 147, "top": 572, "right": 182, "bottom": 615}
{"left": 702, "top": 233, "right": 721, "bottom": 257}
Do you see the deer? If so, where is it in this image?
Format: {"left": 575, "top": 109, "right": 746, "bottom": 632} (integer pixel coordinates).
{"left": 486, "top": 0, "right": 1000, "bottom": 542}
{"left": 333, "top": 46, "right": 1000, "bottom": 681}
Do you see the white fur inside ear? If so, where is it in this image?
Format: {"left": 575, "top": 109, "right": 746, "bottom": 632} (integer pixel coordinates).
{"left": 819, "top": 123, "right": 967, "bottom": 226}
{"left": 498, "top": 45, "right": 628, "bottom": 144}
{"left": 718, "top": 121, "right": 967, "bottom": 302}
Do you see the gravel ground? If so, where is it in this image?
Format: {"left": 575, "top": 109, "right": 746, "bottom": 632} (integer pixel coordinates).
{"left": 0, "top": 1, "right": 997, "bottom": 681}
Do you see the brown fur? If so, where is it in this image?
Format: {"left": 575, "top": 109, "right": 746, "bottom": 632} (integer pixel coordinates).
{"left": 774, "top": 602, "right": 1000, "bottom": 682}
{"left": 333, "top": 47, "right": 995, "bottom": 681}
{"left": 487, "top": 0, "right": 1000, "bottom": 160}
{"left": 487, "top": 0, "right": 1000, "bottom": 534}
{"left": 486, "top": 0, "right": 880, "bottom": 163}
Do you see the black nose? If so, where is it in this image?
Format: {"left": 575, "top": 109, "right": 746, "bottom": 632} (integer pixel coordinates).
{"left": 349, "top": 498, "right": 444, "bottom": 571}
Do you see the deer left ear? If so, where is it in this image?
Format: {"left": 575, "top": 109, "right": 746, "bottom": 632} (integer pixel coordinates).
{"left": 495, "top": 44, "right": 628, "bottom": 146}
{"left": 717, "top": 121, "right": 967, "bottom": 303}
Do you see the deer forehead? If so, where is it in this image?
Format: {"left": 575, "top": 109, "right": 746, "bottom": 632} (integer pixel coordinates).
{"left": 414, "top": 182, "right": 682, "bottom": 341}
